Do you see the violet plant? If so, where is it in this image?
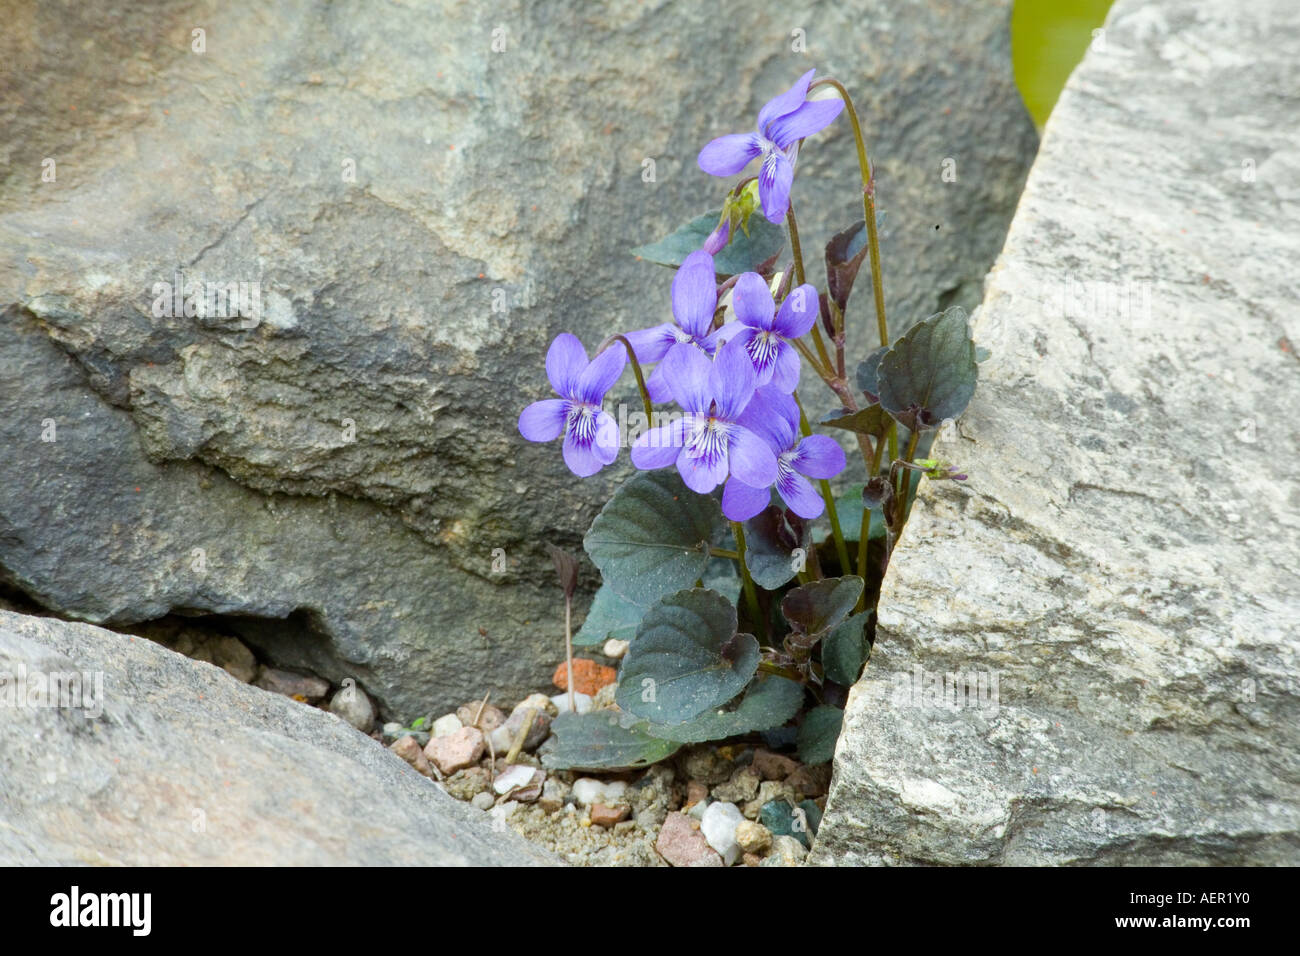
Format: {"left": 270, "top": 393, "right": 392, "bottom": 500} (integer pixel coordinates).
{"left": 519, "top": 70, "right": 979, "bottom": 770}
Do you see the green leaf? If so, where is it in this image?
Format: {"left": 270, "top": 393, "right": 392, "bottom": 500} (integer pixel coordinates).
{"left": 573, "top": 583, "right": 644, "bottom": 647}
{"left": 540, "top": 711, "right": 681, "bottom": 771}
{"left": 797, "top": 705, "right": 845, "bottom": 765}
{"left": 628, "top": 676, "right": 805, "bottom": 743}
{"left": 702, "top": 556, "right": 742, "bottom": 604}
{"left": 819, "top": 403, "right": 893, "bottom": 439}
{"left": 876, "top": 306, "right": 978, "bottom": 432}
{"left": 631, "top": 209, "right": 786, "bottom": 277}
{"left": 824, "top": 220, "right": 870, "bottom": 311}
{"left": 616, "top": 589, "right": 759, "bottom": 724}
{"left": 822, "top": 612, "right": 871, "bottom": 685}
{"left": 742, "top": 504, "right": 809, "bottom": 590}
{"left": 781, "top": 577, "right": 863, "bottom": 643}
{"left": 855, "top": 346, "right": 888, "bottom": 402}
{"left": 584, "top": 471, "right": 721, "bottom": 605}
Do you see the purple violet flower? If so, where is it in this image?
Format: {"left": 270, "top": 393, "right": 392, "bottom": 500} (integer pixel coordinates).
{"left": 720, "top": 388, "right": 847, "bottom": 521}
{"left": 630, "top": 338, "right": 777, "bottom": 494}
{"left": 625, "top": 249, "right": 723, "bottom": 402}
{"left": 518, "top": 332, "right": 626, "bottom": 477}
{"left": 714, "top": 273, "right": 818, "bottom": 393}
{"left": 697, "top": 69, "right": 844, "bottom": 224}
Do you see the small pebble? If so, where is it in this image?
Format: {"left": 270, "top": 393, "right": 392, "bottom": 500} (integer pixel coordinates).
{"left": 572, "top": 777, "right": 628, "bottom": 807}
{"left": 679, "top": 746, "right": 734, "bottom": 785}
{"left": 470, "top": 791, "right": 495, "bottom": 811}
{"left": 701, "top": 801, "right": 745, "bottom": 866}
{"left": 684, "top": 780, "right": 709, "bottom": 808}
{"left": 388, "top": 735, "right": 433, "bottom": 777}
{"left": 788, "top": 763, "right": 832, "bottom": 799}
{"left": 655, "top": 812, "right": 723, "bottom": 867}
{"left": 552, "top": 658, "right": 617, "bottom": 695}
{"left": 423, "top": 726, "right": 485, "bottom": 775}
{"left": 762, "top": 835, "right": 807, "bottom": 867}
{"left": 456, "top": 702, "right": 506, "bottom": 732}
{"left": 591, "top": 683, "right": 618, "bottom": 710}
{"left": 743, "top": 852, "right": 763, "bottom": 867}
{"left": 752, "top": 749, "right": 800, "bottom": 780}
{"left": 494, "top": 763, "right": 542, "bottom": 798}
{"left": 512, "top": 692, "right": 559, "bottom": 718}
{"left": 550, "top": 692, "right": 593, "bottom": 714}
{"left": 712, "top": 766, "right": 760, "bottom": 803}
{"left": 735, "top": 820, "right": 772, "bottom": 854}
{"left": 329, "top": 678, "right": 375, "bottom": 732}
{"left": 431, "top": 713, "right": 463, "bottom": 737}
{"left": 602, "top": 638, "right": 630, "bottom": 659}
{"left": 538, "top": 777, "right": 570, "bottom": 812}
{"left": 590, "top": 803, "right": 631, "bottom": 827}
{"left": 502, "top": 704, "right": 551, "bottom": 752}
{"left": 489, "top": 724, "right": 513, "bottom": 754}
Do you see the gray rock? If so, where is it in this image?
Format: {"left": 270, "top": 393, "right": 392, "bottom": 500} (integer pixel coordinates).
{"left": 0, "top": 0, "right": 1034, "bottom": 718}
{"left": 0, "top": 610, "right": 559, "bottom": 865}
{"left": 329, "top": 677, "right": 375, "bottom": 732}
{"left": 812, "top": 0, "right": 1300, "bottom": 866}
{"left": 762, "top": 835, "right": 808, "bottom": 867}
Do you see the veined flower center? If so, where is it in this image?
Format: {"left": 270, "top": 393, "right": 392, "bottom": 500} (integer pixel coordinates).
{"left": 686, "top": 415, "right": 731, "bottom": 466}
{"left": 747, "top": 330, "right": 780, "bottom": 369}
{"left": 566, "top": 401, "right": 599, "bottom": 445}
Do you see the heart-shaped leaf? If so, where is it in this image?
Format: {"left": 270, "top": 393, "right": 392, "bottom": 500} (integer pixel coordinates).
{"left": 627, "top": 676, "right": 805, "bottom": 743}
{"left": 820, "top": 403, "right": 893, "bottom": 439}
{"left": 781, "top": 577, "right": 863, "bottom": 643}
{"left": 616, "top": 589, "right": 759, "bottom": 724}
{"left": 856, "top": 346, "right": 889, "bottom": 403}
{"left": 632, "top": 209, "right": 786, "bottom": 277}
{"left": 540, "top": 711, "right": 681, "bottom": 771}
{"left": 797, "top": 705, "right": 845, "bottom": 765}
{"left": 876, "top": 306, "right": 978, "bottom": 432}
{"left": 824, "top": 220, "right": 870, "bottom": 311}
{"left": 573, "top": 583, "right": 644, "bottom": 647}
{"left": 742, "top": 504, "right": 809, "bottom": 590}
{"left": 822, "top": 612, "right": 872, "bottom": 685}
{"left": 584, "top": 471, "right": 721, "bottom": 605}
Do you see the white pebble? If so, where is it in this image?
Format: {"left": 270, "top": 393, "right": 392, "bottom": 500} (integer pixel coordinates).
{"left": 602, "top": 638, "right": 630, "bottom": 659}
{"left": 489, "top": 724, "right": 513, "bottom": 753}
{"left": 431, "top": 713, "right": 463, "bottom": 737}
{"left": 493, "top": 764, "right": 537, "bottom": 795}
{"left": 571, "top": 777, "right": 628, "bottom": 807}
{"left": 550, "top": 692, "right": 593, "bottom": 714}
{"left": 701, "top": 801, "right": 745, "bottom": 866}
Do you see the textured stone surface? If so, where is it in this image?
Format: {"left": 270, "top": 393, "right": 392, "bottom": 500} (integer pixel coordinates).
{"left": 0, "top": 0, "right": 1035, "bottom": 716}
{"left": 0, "top": 610, "right": 559, "bottom": 865}
{"left": 812, "top": 0, "right": 1300, "bottom": 866}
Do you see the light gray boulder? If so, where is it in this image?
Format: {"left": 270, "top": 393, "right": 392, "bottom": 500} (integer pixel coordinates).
{"left": 0, "top": 610, "right": 560, "bottom": 866}
{"left": 812, "top": 0, "right": 1300, "bottom": 865}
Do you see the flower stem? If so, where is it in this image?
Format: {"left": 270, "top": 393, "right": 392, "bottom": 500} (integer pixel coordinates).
{"left": 598, "top": 333, "right": 654, "bottom": 422}
{"left": 809, "top": 76, "right": 898, "bottom": 466}
{"left": 794, "top": 392, "right": 851, "bottom": 577}
{"left": 809, "top": 78, "right": 888, "bottom": 350}
{"left": 757, "top": 660, "right": 804, "bottom": 683}
{"left": 785, "top": 202, "right": 835, "bottom": 373}
{"left": 730, "top": 520, "right": 766, "bottom": 641}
